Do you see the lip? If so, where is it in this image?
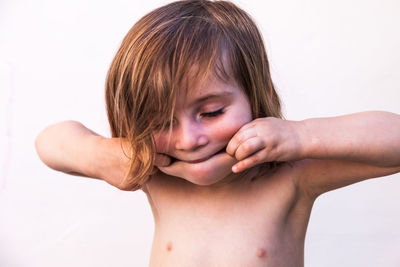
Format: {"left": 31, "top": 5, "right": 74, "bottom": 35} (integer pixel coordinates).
{"left": 179, "top": 147, "right": 226, "bottom": 164}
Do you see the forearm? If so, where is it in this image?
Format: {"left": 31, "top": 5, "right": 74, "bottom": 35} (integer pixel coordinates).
{"left": 299, "top": 111, "right": 400, "bottom": 167}
{"left": 35, "top": 121, "right": 136, "bottom": 189}
{"left": 35, "top": 121, "right": 103, "bottom": 178}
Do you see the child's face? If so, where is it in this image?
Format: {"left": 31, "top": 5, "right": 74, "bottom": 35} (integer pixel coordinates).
{"left": 154, "top": 74, "right": 253, "bottom": 185}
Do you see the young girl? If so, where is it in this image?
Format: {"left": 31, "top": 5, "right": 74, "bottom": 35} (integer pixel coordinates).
{"left": 35, "top": 0, "right": 400, "bottom": 266}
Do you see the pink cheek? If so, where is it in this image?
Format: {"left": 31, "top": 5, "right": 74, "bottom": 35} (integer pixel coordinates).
{"left": 209, "top": 117, "right": 250, "bottom": 143}
{"left": 154, "top": 134, "right": 170, "bottom": 153}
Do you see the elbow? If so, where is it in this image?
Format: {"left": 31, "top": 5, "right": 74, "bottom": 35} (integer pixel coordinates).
{"left": 34, "top": 123, "right": 67, "bottom": 172}
{"left": 35, "top": 128, "right": 55, "bottom": 170}
{"left": 34, "top": 121, "right": 79, "bottom": 171}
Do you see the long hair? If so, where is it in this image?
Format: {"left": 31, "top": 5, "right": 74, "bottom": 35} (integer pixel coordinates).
{"left": 105, "top": 0, "right": 282, "bottom": 190}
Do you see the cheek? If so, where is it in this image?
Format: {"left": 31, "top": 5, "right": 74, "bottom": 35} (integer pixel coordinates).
{"left": 154, "top": 133, "right": 170, "bottom": 153}
{"left": 209, "top": 112, "right": 252, "bottom": 143}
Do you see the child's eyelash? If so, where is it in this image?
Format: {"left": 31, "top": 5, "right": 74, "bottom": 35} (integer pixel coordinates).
{"left": 200, "top": 108, "right": 224, "bottom": 118}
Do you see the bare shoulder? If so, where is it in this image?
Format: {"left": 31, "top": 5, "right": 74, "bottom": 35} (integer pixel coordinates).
{"left": 293, "top": 158, "right": 400, "bottom": 200}
{"left": 249, "top": 162, "right": 314, "bottom": 211}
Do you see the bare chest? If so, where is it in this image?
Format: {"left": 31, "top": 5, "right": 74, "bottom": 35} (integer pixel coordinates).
{"left": 145, "top": 171, "right": 310, "bottom": 267}
{"left": 151, "top": 210, "right": 304, "bottom": 267}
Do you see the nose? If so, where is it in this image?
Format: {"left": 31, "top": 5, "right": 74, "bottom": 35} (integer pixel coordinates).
{"left": 174, "top": 119, "right": 208, "bottom": 151}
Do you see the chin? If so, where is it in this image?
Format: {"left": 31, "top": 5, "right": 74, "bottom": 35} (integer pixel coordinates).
{"left": 186, "top": 164, "right": 233, "bottom": 186}
{"left": 164, "top": 152, "right": 237, "bottom": 186}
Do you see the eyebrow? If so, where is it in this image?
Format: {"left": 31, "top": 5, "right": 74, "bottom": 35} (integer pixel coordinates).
{"left": 190, "top": 91, "right": 234, "bottom": 106}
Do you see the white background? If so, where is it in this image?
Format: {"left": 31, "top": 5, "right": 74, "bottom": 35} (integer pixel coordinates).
{"left": 1, "top": 0, "right": 400, "bottom": 266}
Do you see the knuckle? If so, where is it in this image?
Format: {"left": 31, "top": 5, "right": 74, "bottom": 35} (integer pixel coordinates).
{"left": 246, "top": 157, "right": 256, "bottom": 166}
{"left": 249, "top": 155, "right": 260, "bottom": 166}
{"left": 243, "top": 158, "right": 255, "bottom": 168}
{"left": 235, "top": 133, "right": 244, "bottom": 143}
{"left": 242, "top": 142, "right": 252, "bottom": 153}
{"left": 226, "top": 142, "right": 235, "bottom": 154}
{"left": 253, "top": 153, "right": 262, "bottom": 162}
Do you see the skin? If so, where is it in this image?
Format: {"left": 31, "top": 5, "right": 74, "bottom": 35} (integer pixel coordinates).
{"left": 154, "top": 74, "right": 252, "bottom": 186}
{"left": 35, "top": 74, "right": 400, "bottom": 266}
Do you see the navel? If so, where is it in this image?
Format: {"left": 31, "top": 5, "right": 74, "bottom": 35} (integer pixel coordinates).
{"left": 166, "top": 241, "right": 173, "bottom": 252}
{"left": 256, "top": 248, "right": 266, "bottom": 258}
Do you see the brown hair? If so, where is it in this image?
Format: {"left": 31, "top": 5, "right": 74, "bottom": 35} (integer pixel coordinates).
{"left": 105, "top": 0, "right": 282, "bottom": 190}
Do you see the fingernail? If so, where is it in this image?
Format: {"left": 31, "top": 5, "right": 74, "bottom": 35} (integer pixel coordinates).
{"left": 232, "top": 165, "right": 238, "bottom": 172}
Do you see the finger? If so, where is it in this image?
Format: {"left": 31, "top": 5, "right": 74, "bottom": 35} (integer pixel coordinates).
{"left": 235, "top": 118, "right": 265, "bottom": 132}
{"left": 232, "top": 149, "right": 268, "bottom": 173}
{"left": 234, "top": 137, "right": 264, "bottom": 161}
{"left": 226, "top": 128, "right": 257, "bottom": 156}
{"left": 158, "top": 159, "right": 187, "bottom": 177}
{"left": 154, "top": 153, "right": 171, "bottom": 167}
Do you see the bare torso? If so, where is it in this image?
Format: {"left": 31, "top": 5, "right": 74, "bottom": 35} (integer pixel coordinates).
{"left": 144, "top": 163, "right": 314, "bottom": 267}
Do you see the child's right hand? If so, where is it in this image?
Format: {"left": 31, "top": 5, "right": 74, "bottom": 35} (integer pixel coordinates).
{"left": 94, "top": 138, "right": 171, "bottom": 190}
{"left": 153, "top": 153, "right": 172, "bottom": 171}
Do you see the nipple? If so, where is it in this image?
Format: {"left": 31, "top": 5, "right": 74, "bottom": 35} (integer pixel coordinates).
{"left": 256, "top": 248, "right": 266, "bottom": 258}
{"left": 166, "top": 242, "right": 173, "bottom": 252}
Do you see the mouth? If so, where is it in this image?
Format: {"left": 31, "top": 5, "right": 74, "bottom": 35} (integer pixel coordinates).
{"left": 173, "top": 147, "right": 227, "bottom": 164}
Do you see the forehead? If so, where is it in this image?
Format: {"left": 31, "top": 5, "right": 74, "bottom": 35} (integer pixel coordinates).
{"left": 176, "top": 48, "right": 237, "bottom": 97}
{"left": 176, "top": 73, "right": 239, "bottom": 107}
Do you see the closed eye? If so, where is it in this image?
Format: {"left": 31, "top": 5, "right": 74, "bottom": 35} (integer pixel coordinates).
{"left": 200, "top": 108, "right": 224, "bottom": 118}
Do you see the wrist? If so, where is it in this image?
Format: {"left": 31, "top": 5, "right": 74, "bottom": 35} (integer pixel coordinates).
{"left": 296, "top": 119, "right": 318, "bottom": 160}
{"left": 85, "top": 136, "right": 132, "bottom": 188}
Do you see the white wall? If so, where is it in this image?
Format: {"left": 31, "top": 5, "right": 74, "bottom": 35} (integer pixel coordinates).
{"left": 1, "top": 0, "right": 399, "bottom": 266}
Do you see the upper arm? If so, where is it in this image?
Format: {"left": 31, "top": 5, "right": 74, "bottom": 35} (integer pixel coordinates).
{"left": 295, "top": 159, "right": 400, "bottom": 199}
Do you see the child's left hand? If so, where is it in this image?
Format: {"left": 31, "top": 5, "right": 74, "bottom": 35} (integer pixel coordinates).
{"left": 226, "top": 117, "right": 304, "bottom": 173}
